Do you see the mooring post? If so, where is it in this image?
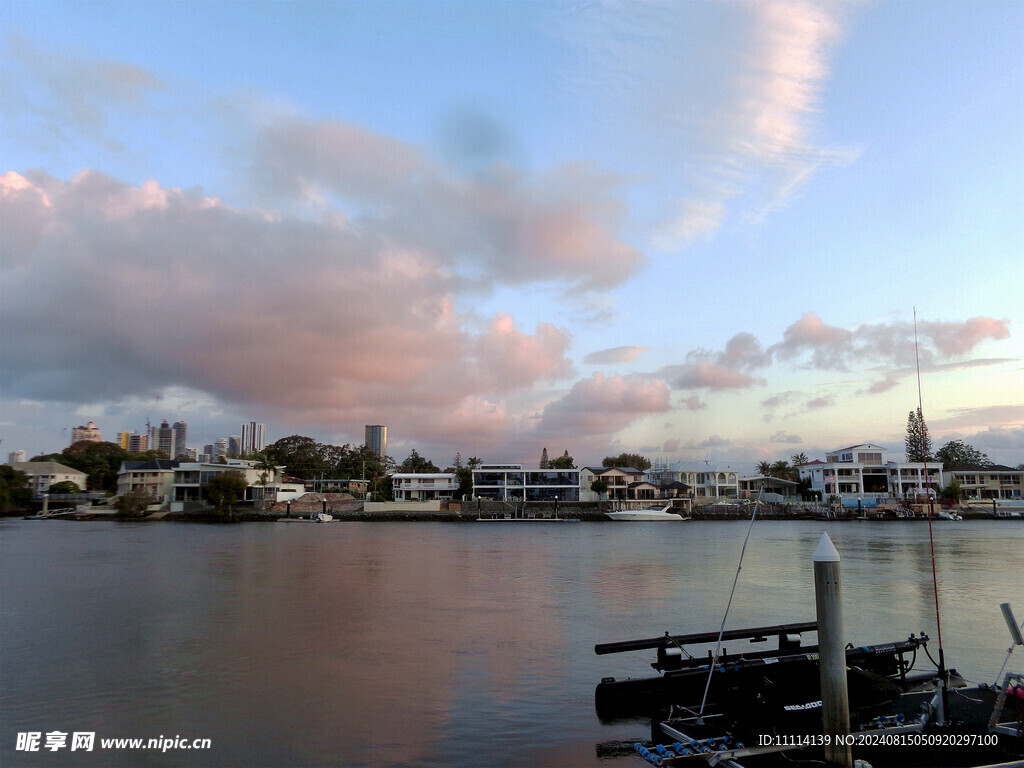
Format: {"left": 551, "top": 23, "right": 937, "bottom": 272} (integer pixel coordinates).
{"left": 814, "top": 532, "right": 852, "bottom": 768}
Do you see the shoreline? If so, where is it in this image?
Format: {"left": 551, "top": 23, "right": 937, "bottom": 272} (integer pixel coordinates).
{"left": 5, "top": 504, "right": 1019, "bottom": 524}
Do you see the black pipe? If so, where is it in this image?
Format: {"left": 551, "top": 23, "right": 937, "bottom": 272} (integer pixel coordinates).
{"left": 595, "top": 621, "right": 818, "bottom": 655}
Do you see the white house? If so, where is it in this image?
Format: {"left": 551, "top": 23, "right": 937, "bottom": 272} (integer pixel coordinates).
{"left": 799, "top": 443, "right": 942, "bottom": 501}
{"left": 116, "top": 459, "right": 180, "bottom": 505}
{"left": 391, "top": 473, "right": 459, "bottom": 501}
{"left": 9, "top": 461, "right": 89, "bottom": 495}
{"left": 167, "top": 458, "right": 302, "bottom": 505}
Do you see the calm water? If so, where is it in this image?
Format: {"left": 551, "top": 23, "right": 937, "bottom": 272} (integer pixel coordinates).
{"left": 2, "top": 519, "right": 1022, "bottom": 767}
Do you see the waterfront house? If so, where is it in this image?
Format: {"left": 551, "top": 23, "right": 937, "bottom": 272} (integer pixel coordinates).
{"left": 578, "top": 466, "right": 648, "bottom": 501}
{"left": 944, "top": 464, "right": 1023, "bottom": 500}
{"left": 116, "top": 459, "right": 180, "bottom": 506}
{"left": 798, "top": 443, "right": 942, "bottom": 502}
{"left": 391, "top": 473, "right": 459, "bottom": 501}
{"left": 164, "top": 458, "right": 304, "bottom": 509}
{"left": 9, "top": 461, "right": 89, "bottom": 496}
{"left": 471, "top": 464, "right": 580, "bottom": 502}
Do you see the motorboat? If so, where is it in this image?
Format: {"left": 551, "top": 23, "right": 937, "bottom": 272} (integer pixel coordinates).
{"left": 606, "top": 505, "right": 688, "bottom": 521}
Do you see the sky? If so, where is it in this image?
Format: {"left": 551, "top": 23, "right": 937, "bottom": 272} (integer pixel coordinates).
{"left": 2, "top": 0, "right": 1022, "bottom": 470}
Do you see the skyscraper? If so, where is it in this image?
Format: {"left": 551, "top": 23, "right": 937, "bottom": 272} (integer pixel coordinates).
{"left": 365, "top": 425, "right": 387, "bottom": 459}
{"left": 241, "top": 422, "right": 267, "bottom": 455}
{"left": 228, "top": 435, "right": 242, "bottom": 457}
{"left": 173, "top": 421, "right": 187, "bottom": 459}
{"left": 151, "top": 420, "right": 175, "bottom": 458}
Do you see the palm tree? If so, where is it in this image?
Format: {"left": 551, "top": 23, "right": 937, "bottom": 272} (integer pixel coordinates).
{"left": 756, "top": 460, "right": 773, "bottom": 477}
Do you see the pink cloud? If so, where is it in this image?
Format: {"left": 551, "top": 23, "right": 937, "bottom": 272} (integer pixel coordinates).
{"left": 681, "top": 396, "right": 707, "bottom": 411}
{"left": 536, "top": 373, "right": 671, "bottom": 439}
{"left": 923, "top": 317, "right": 1010, "bottom": 356}
{"left": 0, "top": 172, "right": 573, "bottom": 438}
{"left": 249, "top": 117, "right": 645, "bottom": 292}
{"left": 583, "top": 345, "right": 648, "bottom": 365}
{"left": 665, "top": 361, "right": 765, "bottom": 391}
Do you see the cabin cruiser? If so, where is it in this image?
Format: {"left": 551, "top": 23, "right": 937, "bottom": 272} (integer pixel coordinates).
{"left": 606, "top": 505, "right": 688, "bottom": 521}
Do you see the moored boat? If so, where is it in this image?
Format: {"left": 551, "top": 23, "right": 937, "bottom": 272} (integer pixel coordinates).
{"left": 606, "top": 505, "right": 689, "bottom": 521}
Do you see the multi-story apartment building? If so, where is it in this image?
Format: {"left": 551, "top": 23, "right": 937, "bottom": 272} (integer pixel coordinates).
{"left": 471, "top": 464, "right": 580, "bottom": 502}
{"left": 7, "top": 450, "right": 26, "bottom": 464}
{"left": 391, "top": 473, "right": 460, "bottom": 501}
{"left": 118, "top": 431, "right": 150, "bottom": 452}
{"left": 71, "top": 421, "right": 102, "bottom": 445}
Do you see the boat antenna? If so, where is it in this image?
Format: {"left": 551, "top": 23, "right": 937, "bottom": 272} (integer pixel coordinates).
{"left": 915, "top": 307, "right": 949, "bottom": 720}
{"left": 698, "top": 481, "right": 763, "bottom": 720}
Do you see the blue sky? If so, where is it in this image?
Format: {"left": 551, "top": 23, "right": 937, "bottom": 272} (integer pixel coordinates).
{"left": 2, "top": 0, "right": 1022, "bottom": 468}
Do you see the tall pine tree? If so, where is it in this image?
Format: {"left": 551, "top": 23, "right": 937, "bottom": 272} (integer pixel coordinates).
{"left": 540, "top": 447, "right": 549, "bottom": 469}
{"left": 905, "top": 407, "right": 933, "bottom": 462}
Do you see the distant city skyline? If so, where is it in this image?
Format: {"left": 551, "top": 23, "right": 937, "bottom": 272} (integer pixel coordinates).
{"left": 1, "top": 2, "right": 1021, "bottom": 468}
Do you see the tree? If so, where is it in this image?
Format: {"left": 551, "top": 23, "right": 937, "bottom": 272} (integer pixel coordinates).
{"left": 790, "top": 452, "right": 809, "bottom": 467}
{"left": 539, "top": 448, "right": 549, "bottom": 469}
{"left": 113, "top": 487, "right": 155, "bottom": 518}
{"left": 905, "top": 408, "right": 933, "bottom": 463}
{"left": 756, "top": 460, "right": 773, "bottom": 477}
{"left": 399, "top": 449, "right": 439, "bottom": 473}
{"left": 590, "top": 479, "right": 609, "bottom": 499}
{"left": 48, "top": 480, "right": 81, "bottom": 494}
{"left": 770, "top": 460, "right": 798, "bottom": 482}
{"left": 205, "top": 470, "right": 249, "bottom": 519}
{"left": 548, "top": 450, "right": 575, "bottom": 469}
{"left": 0, "top": 466, "right": 32, "bottom": 513}
{"left": 265, "top": 435, "right": 329, "bottom": 479}
{"left": 934, "top": 440, "right": 991, "bottom": 469}
{"left": 601, "top": 453, "right": 651, "bottom": 471}
{"left": 940, "top": 478, "right": 963, "bottom": 502}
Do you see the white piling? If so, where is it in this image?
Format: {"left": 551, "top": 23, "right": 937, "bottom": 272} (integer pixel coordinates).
{"left": 814, "top": 532, "right": 852, "bottom": 768}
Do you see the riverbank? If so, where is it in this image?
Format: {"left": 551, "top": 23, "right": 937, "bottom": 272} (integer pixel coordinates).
{"left": 6, "top": 499, "right": 1018, "bottom": 523}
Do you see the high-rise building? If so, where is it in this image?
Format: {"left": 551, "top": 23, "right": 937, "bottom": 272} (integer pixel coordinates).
{"left": 214, "top": 438, "right": 228, "bottom": 459}
{"left": 8, "top": 450, "right": 26, "bottom": 464}
{"left": 228, "top": 435, "right": 242, "bottom": 457}
{"left": 365, "top": 425, "right": 387, "bottom": 459}
{"left": 71, "top": 421, "right": 102, "bottom": 445}
{"left": 151, "top": 420, "right": 175, "bottom": 458}
{"left": 241, "top": 422, "right": 267, "bottom": 455}
{"left": 127, "top": 433, "right": 149, "bottom": 452}
{"left": 117, "top": 431, "right": 134, "bottom": 450}
{"left": 173, "top": 421, "right": 187, "bottom": 459}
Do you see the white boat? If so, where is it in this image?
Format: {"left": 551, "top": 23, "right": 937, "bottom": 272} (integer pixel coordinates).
{"left": 606, "top": 505, "right": 688, "bottom": 521}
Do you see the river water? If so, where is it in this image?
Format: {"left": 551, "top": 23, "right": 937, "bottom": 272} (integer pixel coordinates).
{"left": 2, "top": 519, "right": 1021, "bottom": 767}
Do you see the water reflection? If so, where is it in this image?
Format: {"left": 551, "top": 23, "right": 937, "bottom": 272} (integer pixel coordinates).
{"left": 1, "top": 519, "right": 1021, "bottom": 767}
